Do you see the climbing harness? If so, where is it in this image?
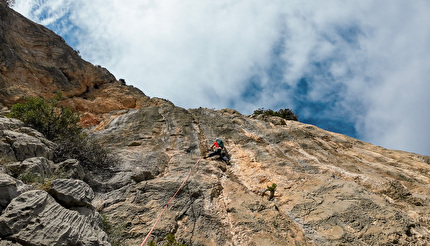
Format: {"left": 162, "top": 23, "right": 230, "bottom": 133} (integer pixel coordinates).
{"left": 140, "top": 157, "right": 203, "bottom": 246}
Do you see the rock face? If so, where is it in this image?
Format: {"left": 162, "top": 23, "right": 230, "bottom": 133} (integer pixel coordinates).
{"left": 54, "top": 159, "right": 85, "bottom": 180}
{"left": 49, "top": 178, "right": 95, "bottom": 207}
{"left": 0, "top": 1, "right": 430, "bottom": 245}
{"left": 6, "top": 157, "right": 54, "bottom": 179}
{"left": 0, "top": 1, "right": 150, "bottom": 126}
{"left": 0, "top": 1, "right": 112, "bottom": 106}
{"left": 0, "top": 116, "right": 109, "bottom": 245}
{"left": 0, "top": 173, "right": 18, "bottom": 210}
{"left": 0, "top": 190, "right": 109, "bottom": 246}
{"left": 0, "top": 122, "right": 54, "bottom": 163}
{"left": 87, "top": 106, "right": 430, "bottom": 246}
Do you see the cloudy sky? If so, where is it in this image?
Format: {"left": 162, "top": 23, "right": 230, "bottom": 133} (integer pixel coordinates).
{"left": 12, "top": 0, "right": 430, "bottom": 156}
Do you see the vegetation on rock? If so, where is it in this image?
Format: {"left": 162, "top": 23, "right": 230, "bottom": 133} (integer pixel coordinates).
{"left": 253, "top": 108, "right": 298, "bottom": 121}
{"left": 9, "top": 94, "right": 81, "bottom": 141}
{"left": 101, "top": 212, "right": 126, "bottom": 246}
{"left": 264, "top": 183, "right": 277, "bottom": 201}
{"left": 8, "top": 95, "right": 115, "bottom": 170}
{"left": 148, "top": 234, "right": 188, "bottom": 246}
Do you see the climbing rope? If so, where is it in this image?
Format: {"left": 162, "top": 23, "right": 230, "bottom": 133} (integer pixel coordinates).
{"left": 140, "top": 157, "right": 203, "bottom": 246}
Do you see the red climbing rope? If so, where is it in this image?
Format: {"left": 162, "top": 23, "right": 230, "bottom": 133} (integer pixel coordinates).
{"left": 140, "top": 157, "right": 203, "bottom": 246}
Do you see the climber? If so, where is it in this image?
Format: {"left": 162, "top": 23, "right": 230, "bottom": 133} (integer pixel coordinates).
{"left": 204, "top": 138, "right": 230, "bottom": 165}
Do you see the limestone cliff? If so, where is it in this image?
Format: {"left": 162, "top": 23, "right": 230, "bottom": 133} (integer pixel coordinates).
{"left": 0, "top": 0, "right": 150, "bottom": 126}
{"left": 86, "top": 105, "right": 430, "bottom": 245}
{"left": 0, "top": 1, "right": 430, "bottom": 245}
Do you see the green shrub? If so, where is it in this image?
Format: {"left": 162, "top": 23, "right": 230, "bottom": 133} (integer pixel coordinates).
{"left": 263, "top": 183, "right": 277, "bottom": 201}
{"left": 18, "top": 171, "right": 45, "bottom": 184}
{"left": 54, "top": 135, "right": 116, "bottom": 171}
{"left": 8, "top": 94, "right": 82, "bottom": 141}
{"left": 8, "top": 94, "right": 115, "bottom": 171}
{"left": 267, "top": 183, "right": 277, "bottom": 192}
{"left": 100, "top": 212, "right": 125, "bottom": 246}
{"left": 253, "top": 108, "right": 298, "bottom": 121}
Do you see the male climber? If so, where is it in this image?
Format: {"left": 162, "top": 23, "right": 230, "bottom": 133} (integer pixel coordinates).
{"left": 204, "top": 138, "right": 230, "bottom": 164}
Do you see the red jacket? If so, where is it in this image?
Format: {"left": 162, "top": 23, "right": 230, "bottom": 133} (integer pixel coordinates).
{"left": 211, "top": 141, "right": 219, "bottom": 149}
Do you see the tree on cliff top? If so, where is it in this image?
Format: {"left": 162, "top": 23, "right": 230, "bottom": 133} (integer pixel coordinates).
{"left": 253, "top": 108, "right": 298, "bottom": 121}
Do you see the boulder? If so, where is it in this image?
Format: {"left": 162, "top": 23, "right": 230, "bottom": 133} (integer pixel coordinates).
{"left": 0, "top": 140, "right": 15, "bottom": 163}
{"left": 5, "top": 157, "right": 53, "bottom": 179}
{"left": 0, "top": 173, "right": 18, "bottom": 210}
{"left": 0, "top": 117, "right": 23, "bottom": 131}
{"left": 0, "top": 240, "right": 23, "bottom": 246}
{"left": 49, "top": 179, "right": 94, "bottom": 207}
{"left": 0, "top": 190, "right": 109, "bottom": 245}
{"left": 2, "top": 130, "right": 53, "bottom": 161}
{"left": 0, "top": 117, "right": 54, "bottom": 164}
{"left": 16, "top": 127, "right": 50, "bottom": 141}
{"left": 53, "top": 159, "right": 85, "bottom": 180}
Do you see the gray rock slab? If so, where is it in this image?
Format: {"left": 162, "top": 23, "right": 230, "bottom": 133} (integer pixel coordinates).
{"left": 2, "top": 130, "right": 53, "bottom": 161}
{"left": 0, "top": 240, "right": 23, "bottom": 246}
{"left": 0, "top": 173, "right": 18, "bottom": 209}
{"left": 54, "top": 159, "right": 85, "bottom": 180}
{"left": 5, "top": 157, "right": 53, "bottom": 179}
{"left": 0, "top": 117, "right": 23, "bottom": 130}
{"left": 0, "top": 190, "right": 109, "bottom": 245}
{"left": 49, "top": 179, "right": 95, "bottom": 207}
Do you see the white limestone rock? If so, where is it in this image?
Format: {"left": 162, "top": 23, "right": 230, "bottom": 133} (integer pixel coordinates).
{"left": 0, "top": 190, "right": 109, "bottom": 245}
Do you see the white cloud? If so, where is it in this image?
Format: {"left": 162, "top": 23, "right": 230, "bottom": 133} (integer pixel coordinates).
{"left": 66, "top": 0, "right": 283, "bottom": 111}
{"left": 12, "top": 0, "right": 430, "bottom": 155}
{"left": 349, "top": 2, "right": 430, "bottom": 155}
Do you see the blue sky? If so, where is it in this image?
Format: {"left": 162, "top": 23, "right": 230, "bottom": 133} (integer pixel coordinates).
{"left": 12, "top": 0, "right": 430, "bottom": 156}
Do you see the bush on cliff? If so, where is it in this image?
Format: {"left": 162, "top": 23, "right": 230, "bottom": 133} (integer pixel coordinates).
{"left": 9, "top": 94, "right": 81, "bottom": 141}
{"left": 148, "top": 234, "right": 188, "bottom": 246}
{"left": 253, "top": 108, "right": 298, "bottom": 121}
{"left": 8, "top": 95, "right": 114, "bottom": 170}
